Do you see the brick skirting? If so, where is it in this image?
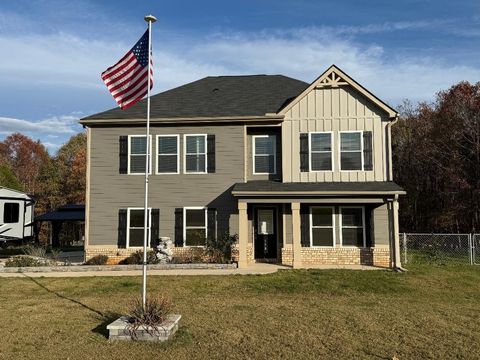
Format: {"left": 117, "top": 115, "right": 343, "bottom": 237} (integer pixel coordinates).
{"left": 85, "top": 247, "right": 217, "bottom": 264}
{"left": 281, "top": 246, "right": 390, "bottom": 268}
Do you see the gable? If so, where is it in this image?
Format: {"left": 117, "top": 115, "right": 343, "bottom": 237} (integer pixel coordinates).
{"left": 278, "top": 65, "right": 397, "bottom": 119}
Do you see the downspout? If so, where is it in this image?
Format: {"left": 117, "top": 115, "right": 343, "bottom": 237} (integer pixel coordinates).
{"left": 386, "top": 115, "right": 399, "bottom": 181}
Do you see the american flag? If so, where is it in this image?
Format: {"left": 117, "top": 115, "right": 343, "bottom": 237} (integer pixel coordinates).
{"left": 101, "top": 30, "right": 153, "bottom": 110}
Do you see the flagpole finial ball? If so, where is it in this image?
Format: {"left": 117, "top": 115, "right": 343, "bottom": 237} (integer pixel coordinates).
{"left": 144, "top": 14, "right": 157, "bottom": 23}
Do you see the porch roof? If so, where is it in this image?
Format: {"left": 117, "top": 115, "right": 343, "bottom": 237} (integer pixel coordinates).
{"left": 232, "top": 181, "right": 405, "bottom": 197}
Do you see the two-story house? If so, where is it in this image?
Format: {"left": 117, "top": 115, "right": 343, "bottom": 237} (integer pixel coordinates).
{"left": 80, "top": 65, "right": 405, "bottom": 268}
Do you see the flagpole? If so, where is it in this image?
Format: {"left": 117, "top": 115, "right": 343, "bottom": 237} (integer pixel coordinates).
{"left": 142, "top": 14, "right": 156, "bottom": 309}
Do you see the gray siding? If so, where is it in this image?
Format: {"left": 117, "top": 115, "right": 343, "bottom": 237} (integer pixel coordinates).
{"left": 246, "top": 127, "right": 282, "bottom": 181}
{"left": 372, "top": 203, "right": 390, "bottom": 246}
{"left": 88, "top": 124, "right": 244, "bottom": 246}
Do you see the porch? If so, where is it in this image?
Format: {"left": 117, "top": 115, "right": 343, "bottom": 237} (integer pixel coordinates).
{"left": 232, "top": 181, "right": 405, "bottom": 269}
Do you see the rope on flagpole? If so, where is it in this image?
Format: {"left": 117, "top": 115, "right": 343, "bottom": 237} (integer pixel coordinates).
{"left": 142, "top": 14, "right": 156, "bottom": 310}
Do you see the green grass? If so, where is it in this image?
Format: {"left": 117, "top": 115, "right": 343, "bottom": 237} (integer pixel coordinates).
{"left": 0, "top": 265, "right": 479, "bottom": 359}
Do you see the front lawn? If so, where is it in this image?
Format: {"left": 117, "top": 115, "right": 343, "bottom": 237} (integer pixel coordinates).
{"left": 0, "top": 265, "right": 479, "bottom": 359}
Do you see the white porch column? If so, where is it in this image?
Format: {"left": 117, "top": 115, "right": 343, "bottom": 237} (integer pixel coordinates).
{"left": 238, "top": 202, "right": 248, "bottom": 268}
{"left": 392, "top": 196, "right": 402, "bottom": 268}
{"left": 291, "top": 202, "right": 302, "bottom": 269}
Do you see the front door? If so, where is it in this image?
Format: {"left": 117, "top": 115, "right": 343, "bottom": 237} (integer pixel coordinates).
{"left": 254, "top": 208, "right": 277, "bottom": 260}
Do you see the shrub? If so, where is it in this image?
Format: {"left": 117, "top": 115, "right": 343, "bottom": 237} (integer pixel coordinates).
{"left": 126, "top": 296, "right": 173, "bottom": 338}
{"left": 85, "top": 254, "right": 109, "bottom": 265}
{"left": 205, "top": 232, "right": 238, "bottom": 263}
{"left": 120, "top": 250, "right": 159, "bottom": 265}
{"left": 5, "top": 255, "right": 44, "bottom": 267}
{"left": 23, "top": 245, "right": 48, "bottom": 258}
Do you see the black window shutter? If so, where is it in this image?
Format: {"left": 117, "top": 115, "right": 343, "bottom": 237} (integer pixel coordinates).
{"left": 174, "top": 208, "right": 184, "bottom": 247}
{"left": 300, "top": 133, "right": 309, "bottom": 172}
{"left": 118, "top": 209, "right": 127, "bottom": 248}
{"left": 119, "top": 136, "right": 128, "bottom": 174}
{"left": 207, "top": 134, "right": 216, "bottom": 173}
{"left": 300, "top": 206, "right": 310, "bottom": 247}
{"left": 207, "top": 208, "right": 217, "bottom": 241}
{"left": 151, "top": 208, "right": 160, "bottom": 248}
{"left": 363, "top": 131, "right": 373, "bottom": 171}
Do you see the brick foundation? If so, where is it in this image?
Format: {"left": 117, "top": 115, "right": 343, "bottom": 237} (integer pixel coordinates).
{"left": 85, "top": 247, "right": 217, "bottom": 264}
{"left": 281, "top": 246, "right": 390, "bottom": 268}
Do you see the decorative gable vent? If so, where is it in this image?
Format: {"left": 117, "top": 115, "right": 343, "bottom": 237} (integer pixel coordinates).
{"left": 315, "top": 71, "right": 348, "bottom": 88}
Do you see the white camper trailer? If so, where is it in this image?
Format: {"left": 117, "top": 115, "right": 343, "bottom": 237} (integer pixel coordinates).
{"left": 0, "top": 187, "right": 35, "bottom": 244}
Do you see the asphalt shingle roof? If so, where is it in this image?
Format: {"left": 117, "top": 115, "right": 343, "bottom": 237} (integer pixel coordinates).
{"left": 232, "top": 181, "right": 405, "bottom": 194}
{"left": 82, "top": 75, "right": 309, "bottom": 120}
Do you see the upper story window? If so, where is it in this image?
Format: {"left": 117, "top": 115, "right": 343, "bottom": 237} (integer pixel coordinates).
{"left": 3, "top": 202, "right": 19, "bottom": 223}
{"left": 157, "top": 135, "right": 179, "bottom": 174}
{"left": 340, "top": 207, "right": 365, "bottom": 247}
{"left": 310, "top": 206, "right": 335, "bottom": 247}
{"left": 127, "top": 208, "right": 151, "bottom": 248}
{"left": 184, "top": 207, "right": 207, "bottom": 246}
{"left": 253, "top": 135, "right": 276, "bottom": 175}
{"left": 309, "top": 132, "right": 332, "bottom": 171}
{"left": 340, "top": 131, "right": 363, "bottom": 171}
{"left": 128, "top": 135, "right": 152, "bottom": 174}
{"left": 184, "top": 134, "right": 207, "bottom": 174}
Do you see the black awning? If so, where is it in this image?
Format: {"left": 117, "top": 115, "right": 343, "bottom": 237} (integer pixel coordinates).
{"left": 35, "top": 204, "right": 85, "bottom": 222}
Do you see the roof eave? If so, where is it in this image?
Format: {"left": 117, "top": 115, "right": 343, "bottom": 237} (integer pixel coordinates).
{"left": 232, "top": 190, "right": 406, "bottom": 197}
{"left": 79, "top": 114, "right": 285, "bottom": 126}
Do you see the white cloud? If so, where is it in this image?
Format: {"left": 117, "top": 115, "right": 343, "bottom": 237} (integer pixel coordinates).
{"left": 0, "top": 114, "right": 79, "bottom": 135}
{"left": 0, "top": 21, "right": 479, "bottom": 111}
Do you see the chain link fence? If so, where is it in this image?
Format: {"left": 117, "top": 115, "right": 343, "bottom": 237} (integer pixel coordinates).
{"left": 401, "top": 233, "right": 479, "bottom": 266}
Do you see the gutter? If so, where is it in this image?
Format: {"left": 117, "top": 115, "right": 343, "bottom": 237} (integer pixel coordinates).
{"left": 79, "top": 114, "right": 285, "bottom": 126}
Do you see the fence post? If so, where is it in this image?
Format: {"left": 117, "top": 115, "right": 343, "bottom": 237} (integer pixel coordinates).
{"left": 402, "top": 233, "right": 407, "bottom": 265}
{"left": 468, "top": 234, "right": 473, "bottom": 265}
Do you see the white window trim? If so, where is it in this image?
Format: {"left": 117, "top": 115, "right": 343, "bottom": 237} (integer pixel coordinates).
{"left": 309, "top": 206, "right": 335, "bottom": 248}
{"left": 156, "top": 134, "right": 180, "bottom": 175}
{"left": 183, "top": 206, "right": 208, "bottom": 247}
{"left": 309, "top": 131, "right": 333, "bottom": 172}
{"left": 252, "top": 134, "right": 277, "bottom": 175}
{"left": 183, "top": 134, "right": 207, "bottom": 174}
{"left": 126, "top": 207, "right": 151, "bottom": 248}
{"left": 339, "top": 206, "right": 366, "bottom": 248}
{"left": 339, "top": 130, "right": 364, "bottom": 172}
{"left": 127, "top": 135, "right": 152, "bottom": 175}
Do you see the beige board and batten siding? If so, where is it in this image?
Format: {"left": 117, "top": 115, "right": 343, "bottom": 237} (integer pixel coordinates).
{"left": 88, "top": 124, "right": 244, "bottom": 246}
{"left": 282, "top": 85, "right": 390, "bottom": 182}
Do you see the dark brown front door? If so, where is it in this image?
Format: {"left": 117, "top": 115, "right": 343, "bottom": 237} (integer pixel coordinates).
{"left": 254, "top": 208, "right": 277, "bottom": 259}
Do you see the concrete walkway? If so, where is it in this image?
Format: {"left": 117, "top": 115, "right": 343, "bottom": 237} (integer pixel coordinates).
{"left": 0, "top": 263, "right": 386, "bottom": 278}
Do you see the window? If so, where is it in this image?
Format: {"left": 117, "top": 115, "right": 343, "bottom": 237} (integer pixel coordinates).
{"left": 309, "top": 132, "right": 332, "bottom": 171}
{"left": 128, "top": 135, "right": 152, "bottom": 174}
{"left": 3, "top": 203, "right": 20, "bottom": 223}
{"left": 253, "top": 135, "right": 276, "bottom": 174}
{"left": 184, "top": 207, "right": 207, "bottom": 246}
{"left": 127, "top": 208, "right": 151, "bottom": 248}
{"left": 157, "top": 135, "right": 179, "bottom": 174}
{"left": 340, "top": 207, "right": 365, "bottom": 247}
{"left": 340, "top": 131, "right": 363, "bottom": 171}
{"left": 310, "top": 207, "right": 335, "bottom": 247}
{"left": 184, "top": 135, "right": 207, "bottom": 173}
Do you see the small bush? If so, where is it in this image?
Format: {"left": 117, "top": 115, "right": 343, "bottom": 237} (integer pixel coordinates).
{"left": 205, "top": 232, "right": 238, "bottom": 263}
{"left": 85, "top": 254, "right": 109, "bottom": 265}
{"left": 23, "top": 245, "right": 48, "bottom": 258}
{"left": 126, "top": 296, "right": 173, "bottom": 338}
{"left": 5, "top": 255, "right": 45, "bottom": 267}
{"left": 120, "top": 250, "right": 159, "bottom": 265}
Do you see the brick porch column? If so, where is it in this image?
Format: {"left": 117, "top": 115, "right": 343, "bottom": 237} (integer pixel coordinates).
{"left": 238, "top": 202, "right": 248, "bottom": 268}
{"left": 291, "top": 202, "right": 302, "bottom": 269}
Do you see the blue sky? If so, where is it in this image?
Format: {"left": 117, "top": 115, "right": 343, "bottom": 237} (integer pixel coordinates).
{"left": 1, "top": 0, "right": 480, "bottom": 152}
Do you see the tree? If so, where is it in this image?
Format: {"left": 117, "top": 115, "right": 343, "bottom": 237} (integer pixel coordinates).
{"left": 0, "top": 164, "right": 23, "bottom": 191}
{"left": 0, "top": 133, "right": 49, "bottom": 195}
{"left": 393, "top": 81, "right": 480, "bottom": 232}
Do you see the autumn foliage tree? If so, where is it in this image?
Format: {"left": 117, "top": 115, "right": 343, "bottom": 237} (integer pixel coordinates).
{"left": 392, "top": 81, "right": 480, "bottom": 232}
